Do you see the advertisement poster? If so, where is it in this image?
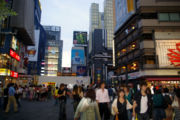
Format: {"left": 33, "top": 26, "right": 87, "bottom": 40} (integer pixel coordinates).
{"left": 156, "top": 40, "right": 180, "bottom": 68}
{"left": 71, "top": 49, "right": 85, "bottom": 65}
{"left": 115, "top": 0, "right": 135, "bottom": 31}
{"left": 73, "top": 31, "right": 87, "bottom": 45}
{"left": 77, "top": 66, "right": 86, "bottom": 76}
{"left": 27, "top": 30, "right": 40, "bottom": 61}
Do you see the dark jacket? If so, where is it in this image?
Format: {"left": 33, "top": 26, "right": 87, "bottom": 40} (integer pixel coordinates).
{"left": 134, "top": 91, "right": 152, "bottom": 114}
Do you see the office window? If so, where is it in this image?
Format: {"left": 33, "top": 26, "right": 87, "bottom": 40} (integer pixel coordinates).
{"left": 159, "top": 13, "right": 169, "bottom": 21}
{"left": 169, "top": 13, "right": 180, "bottom": 21}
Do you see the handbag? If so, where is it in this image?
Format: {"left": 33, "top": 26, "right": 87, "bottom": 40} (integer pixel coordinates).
{"left": 115, "top": 115, "right": 118, "bottom": 120}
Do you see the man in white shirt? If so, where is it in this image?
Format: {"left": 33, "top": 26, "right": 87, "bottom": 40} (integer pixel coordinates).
{"left": 96, "top": 82, "right": 110, "bottom": 120}
{"left": 133, "top": 82, "right": 152, "bottom": 120}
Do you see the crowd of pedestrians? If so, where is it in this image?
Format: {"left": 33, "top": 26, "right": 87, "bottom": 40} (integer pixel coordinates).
{"left": 0, "top": 83, "right": 53, "bottom": 113}
{"left": 55, "top": 82, "right": 180, "bottom": 120}
{"left": 0, "top": 81, "right": 180, "bottom": 120}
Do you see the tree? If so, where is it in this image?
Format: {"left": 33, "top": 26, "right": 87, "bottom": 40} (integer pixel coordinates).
{"left": 0, "top": 0, "right": 17, "bottom": 22}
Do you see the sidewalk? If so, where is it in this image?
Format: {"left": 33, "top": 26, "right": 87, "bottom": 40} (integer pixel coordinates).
{"left": 0, "top": 98, "right": 74, "bottom": 120}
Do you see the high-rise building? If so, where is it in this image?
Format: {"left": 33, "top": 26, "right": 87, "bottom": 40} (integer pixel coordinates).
{"left": 104, "top": 0, "right": 115, "bottom": 49}
{"left": 114, "top": 0, "right": 180, "bottom": 85}
{"left": 89, "top": 3, "right": 102, "bottom": 53}
{"left": 43, "top": 26, "right": 63, "bottom": 76}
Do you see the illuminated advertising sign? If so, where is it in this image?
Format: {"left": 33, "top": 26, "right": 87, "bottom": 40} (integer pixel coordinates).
{"left": 10, "top": 49, "right": 20, "bottom": 61}
{"left": 10, "top": 71, "right": 18, "bottom": 78}
{"left": 11, "top": 36, "right": 17, "bottom": 50}
{"left": 115, "top": 0, "right": 135, "bottom": 31}
{"left": 71, "top": 49, "right": 85, "bottom": 65}
{"left": 73, "top": 31, "right": 87, "bottom": 45}
{"left": 0, "top": 69, "right": 10, "bottom": 76}
{"left": 77, "top": 66, "right": 86, "bottom": 76}
{"left": 167, "top": 42, "right": 180, "bottom": 66}
{"left": 156, "top": 40, "right": 180, "bottom": 68}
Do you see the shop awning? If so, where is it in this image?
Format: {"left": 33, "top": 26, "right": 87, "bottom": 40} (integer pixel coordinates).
{"left": 146, "top": 77, "right": 180, "bottom": 81}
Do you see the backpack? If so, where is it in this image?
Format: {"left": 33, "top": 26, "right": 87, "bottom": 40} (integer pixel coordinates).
{"left": 153, "top": 94, "right": 164, "bottom": 107}
{"left": 163, "top": 95, "right": 172, "bottom": 109}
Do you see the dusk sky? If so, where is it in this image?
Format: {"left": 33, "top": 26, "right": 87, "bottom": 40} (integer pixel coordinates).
{"left": 40, "top": 0, "right": 104, "bottom": 67}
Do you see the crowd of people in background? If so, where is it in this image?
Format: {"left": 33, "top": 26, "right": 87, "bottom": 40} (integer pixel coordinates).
{"left": 0, "top": 81, "right": 180, "bottom": 120}
{"left": 51, "top": 81, "right": 180, "bottom": 120}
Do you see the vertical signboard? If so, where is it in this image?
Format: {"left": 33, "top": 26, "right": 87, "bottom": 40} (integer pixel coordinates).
{"left": 27, "top": 30, "right": 40, "bottom": 61}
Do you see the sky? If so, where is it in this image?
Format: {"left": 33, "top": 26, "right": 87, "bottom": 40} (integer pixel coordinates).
{"left": 40, "top": 0, "right": 104, "bottom": 67}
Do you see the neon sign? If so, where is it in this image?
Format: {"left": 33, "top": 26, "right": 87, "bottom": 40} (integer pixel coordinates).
{"left": 10, "top": 71, "right": 18, "bottom": 78}
{"left": 10, "top": 49, "right": 20, "bottom": 61}
{"left": 167, "top": 43, "right": 180, "bottom": 66}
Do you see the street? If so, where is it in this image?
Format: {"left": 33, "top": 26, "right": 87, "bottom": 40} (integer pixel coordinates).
{"left": 0, "top": 98, "right": 74, "bottom": 120}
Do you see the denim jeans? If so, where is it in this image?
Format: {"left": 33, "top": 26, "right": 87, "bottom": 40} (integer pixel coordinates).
{"left": 59, "top": 100, "right": 66, "bottom": 120}
{"left": 137, "top": 112, "right": 150, "bottom": 120}
{"left": 153, "top": 108, "right": 166, "bottom": 120}
{"left": 127, "top": 109, "right": 132, "bottom": 120}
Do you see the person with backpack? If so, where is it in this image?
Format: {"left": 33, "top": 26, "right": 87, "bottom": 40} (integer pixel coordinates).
{"left": 163, "top": 88, "right": 173, "bottom": 120}
{"left": 153, "top": 89, "right": 166, "bottom": 120}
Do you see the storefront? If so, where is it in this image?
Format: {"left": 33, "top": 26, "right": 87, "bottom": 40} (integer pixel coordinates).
{"left": 0, "top": 36, "right": 20, "bottom": 87}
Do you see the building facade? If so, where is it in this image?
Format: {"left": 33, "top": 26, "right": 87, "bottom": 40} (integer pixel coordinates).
{"left": 0, "top": 0, "right": 35, "bottom": 86}
{"left": 28, "top": 0, "right": 46, "bottom": 76}
{"left": 115, "top": 0, "right": 180, "bottom": 86}
{"left": 43, "top": 26, "right": 63, "bottom": 76}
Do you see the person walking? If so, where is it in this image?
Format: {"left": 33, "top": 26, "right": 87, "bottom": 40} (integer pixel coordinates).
{"left": 124, "top": 86, "right": 133, "bottom": 120}
{"left": 163, "top": 88, "right": 173, "bottom": 120}
{"left": 172, "top": 88, "right": 180, "bottom": 120}
{"left": 112, "top": 89, "right": 132, "bottom": 120}
{"left": 58, "top": 84, "right": 66, "bottom": 120}
{"left": 133, "top": 82, "right": 152, "bottom": 120}
{"left": 72, "top": 85, "right": 81, "bottom": 111}
{"left": 5, "top": 83, "right": 18, "bottom": 113}
{"left": 96, "top": 82, "right": 110, "bottom": 120}
{"left": 3, "top": 84, "right": 9, "bottom": 111}
{"left": 54, "top": 87, "right": 59, "bottom": 105}
{"left": 74, "top": 89, "right": 101, "bottom": 120}
{"left": 153, "top": 89, "right": 166, "bottom": 120}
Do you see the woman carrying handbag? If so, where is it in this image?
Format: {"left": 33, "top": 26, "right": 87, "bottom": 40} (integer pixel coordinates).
{"left": 112, "top": 89, "right": 132, "bottom": 120}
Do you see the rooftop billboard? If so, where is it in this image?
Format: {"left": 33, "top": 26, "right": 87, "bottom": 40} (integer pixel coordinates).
{"left": 71, "top": 49, "right": 85, "bottom": 65}
{"left": 115, "top": 0, "right": 135, "bottom": 32}
{"left": 73, "top": 31, "right": 87, "bottom": 45}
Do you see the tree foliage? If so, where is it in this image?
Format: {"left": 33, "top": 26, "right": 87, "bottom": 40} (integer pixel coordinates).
{"left": 0, "top": 0, "right": 17, "bottom": 22}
